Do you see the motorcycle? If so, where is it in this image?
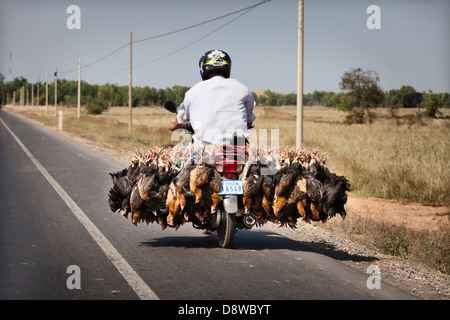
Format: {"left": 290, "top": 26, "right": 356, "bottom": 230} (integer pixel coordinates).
{"left": 164, "top": 101, "right": 256, "bottom": 248}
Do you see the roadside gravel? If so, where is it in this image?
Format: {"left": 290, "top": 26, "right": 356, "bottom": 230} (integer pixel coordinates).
{"left": 263, "top": 222, "right": 449, "bottom": 300}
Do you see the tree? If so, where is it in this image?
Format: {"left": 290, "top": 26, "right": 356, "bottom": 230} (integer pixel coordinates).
{"left": 312, "top": 90, "right": 327, "bottom": 105}
{"left": 423, "top": 90, "right": 444, "bottom": 117}
{"left": 86, "top": 98, "right": 108, "bottom": 114}
{"left": 156, "top": 88, "right": 166, "bottom": 106}
{"left": 98, "top": 83, "right": 115, "bottom": 106}
{"left": 393, "top": 85, "right": 422, "bottom": 108}
{"left": 323, "top": 92, "right": 344, "bottom": 107}
{"left": 284, "top": 93, "right": 297, "bottom": 105}
{"left": 339, "top": 68, "right": 384, "bottom": 123}
{"left": 172, "top": 85, "right": 190, "bottom": 105}
{"left": 138, "top": 86, "right": 151, "bottom": 106}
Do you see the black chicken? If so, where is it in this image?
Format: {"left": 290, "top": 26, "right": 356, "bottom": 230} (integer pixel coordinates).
{"left": 321, "top": 173, "right": 350, "bottom": 221}
{"left": 242, "top": 163, "right": 263, "bottom": 214}
{"left": 108, "top": 163, "right": 140, "bottom": 218}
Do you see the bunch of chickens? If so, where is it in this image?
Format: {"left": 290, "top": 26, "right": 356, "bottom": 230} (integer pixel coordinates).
{"left": 242, "top": 145, "right": 350, "bottom": 228}
{"left": 107, "top": 143, "right": 350, "bottom": 230}
{"left": 108, "top": 144, "right": 224, "bottom": 230}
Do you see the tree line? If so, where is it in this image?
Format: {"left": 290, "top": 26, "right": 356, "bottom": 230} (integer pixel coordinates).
{"left": 0, "top": 74, "right": 190, "bottom": 107}
{"left": 255, "top": 87, "right": 450, "bottom": 108}
{"left": 1, "top": 72, "right": 449, "bottom": 110}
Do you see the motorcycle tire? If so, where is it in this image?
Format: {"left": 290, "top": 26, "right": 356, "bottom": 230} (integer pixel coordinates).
{"left": 217, "top": 213, "right": 236, "bottom": 249}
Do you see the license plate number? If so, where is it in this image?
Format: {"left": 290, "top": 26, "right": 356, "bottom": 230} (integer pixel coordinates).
{"left": 219, "top": 180, "right": 243, "bottom": 195}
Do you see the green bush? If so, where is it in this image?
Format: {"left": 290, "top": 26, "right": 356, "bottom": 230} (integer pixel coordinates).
{"left": 86, "top": 98, "right": 108, "bottom": 115}
{"left": 424, "top": 90, "right": 444, "bottom": 118}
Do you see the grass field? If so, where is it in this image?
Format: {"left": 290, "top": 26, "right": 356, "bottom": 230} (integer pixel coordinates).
{"left": 8, "top": 104, "right": 448, "bottom": 206}
{"left": 4, "top": 104, "right": 450, "bottom": 273}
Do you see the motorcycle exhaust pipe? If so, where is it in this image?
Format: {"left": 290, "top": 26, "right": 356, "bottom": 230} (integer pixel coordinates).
{"left": 243, "top": 213, "right": 256, "bottom": 228}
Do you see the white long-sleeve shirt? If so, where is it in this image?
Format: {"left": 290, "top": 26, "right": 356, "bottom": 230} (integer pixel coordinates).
{"left": 177, "top": 75, "right": 256, "bottom": 145}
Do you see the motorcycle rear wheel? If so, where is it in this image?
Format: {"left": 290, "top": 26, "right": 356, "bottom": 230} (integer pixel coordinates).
{"left": 217, "top": 213, "right": 236, "bottom": 248}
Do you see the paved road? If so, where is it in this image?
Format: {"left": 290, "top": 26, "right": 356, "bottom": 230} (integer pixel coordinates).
{"left": 0, "top": 110, "right": 416, "bottom": 301}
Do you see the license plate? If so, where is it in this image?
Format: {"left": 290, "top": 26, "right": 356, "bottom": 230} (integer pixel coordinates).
{"left": 219, "top": 180, "right": 243, "bottom": 195}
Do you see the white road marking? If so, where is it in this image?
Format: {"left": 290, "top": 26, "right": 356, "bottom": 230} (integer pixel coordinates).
{"left": 0, "top": 117, "right": 159, "bottom": 300}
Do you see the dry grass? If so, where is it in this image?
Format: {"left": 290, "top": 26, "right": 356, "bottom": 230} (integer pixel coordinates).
{"left": 4, "top": 104, "right": 450, "bottom": 273}
{"left": 6, "top": 104, "right": 450, "bottom": 206}
{"left": 322, "top": 213, "right": 450, "bottom": 274}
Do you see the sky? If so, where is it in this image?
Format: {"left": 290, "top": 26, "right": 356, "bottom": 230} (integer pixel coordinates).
{"left": 1, "top": 0, "right": 449, "bottom": 94}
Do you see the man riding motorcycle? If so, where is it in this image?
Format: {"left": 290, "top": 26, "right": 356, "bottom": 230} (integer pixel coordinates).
{"left": 168, "top": 49, "right": 255, "bottom": 146}
{"left": 167, "top": 50, "right": 256, "bottom": 245}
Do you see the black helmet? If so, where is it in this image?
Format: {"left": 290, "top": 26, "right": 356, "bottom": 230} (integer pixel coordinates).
{"left": 199, "top": 49, "right": 232, "bottom": 81}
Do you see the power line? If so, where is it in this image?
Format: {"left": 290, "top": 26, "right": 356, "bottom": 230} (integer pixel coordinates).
{"left": 134, "top": 7, "right": 256, "bottom": 68}
{"left": 133, "top": 0, "right": 271, "bottom": 44}
{"left": 57, "top": 0, "right": 272, "bottom": 74}
{"left": 93, "top": 5, "right": 258, "bottom": 72}
{"left": 58, "top": 43, "right": 129, "bottom": 74}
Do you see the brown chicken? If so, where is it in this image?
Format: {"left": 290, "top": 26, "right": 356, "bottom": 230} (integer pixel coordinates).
{"left": 303, "top": 172, "right": 324, "bottom": 221}
{"left": 260, "top": 172, "right": 275, "bottom": 218}
{"left": 165, "top": 182, "right": 181, "bottom": 229}
{"left": 208, "top": 169, "right": 222, "bottom": 213}
{"left": 137, "top": 166, "right": 159, "bottom": 201}
{"left": 165, "top": 163, "right": 195, "bottom": 227}
{"left": 130, "top": 184, "right": 145, "bottom": 225}
{"left": 272, "top": 162, "right": 302, "bottom": 218}
{"left": 189, "top": 164, "right": 214, "bottom": 203}
{"left": 286, "top": 176, "right": 309, "bottom": 222}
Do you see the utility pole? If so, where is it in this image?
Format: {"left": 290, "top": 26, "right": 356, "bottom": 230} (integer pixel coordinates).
{"left": 128, "top": 32, "right": 133, "bottom": 134}
{"left": 9, "top": 51, "right": 12, "bottom": 81}
{"left": 296, "top": 0, "right": 304, "bottom": 149}
{"left": 19, "top": 87, "right": 23, "bottom": 106}
{"left": 31, "top": 82, "right": 34, "bottom": 110}
{"left": 54, "top": 68, "right": 57, "bottom": 116}
{"left": 37, "top": 79, "right": 40, "bottom": 108}
{"left": 77, "top": 58, "right": 81, "bottom": 119}
{"left": 46, "top": 71, "right": 48, "bottom": 113}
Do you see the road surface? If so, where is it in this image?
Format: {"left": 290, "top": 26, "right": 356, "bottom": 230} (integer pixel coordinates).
{"left": 0, "top": 109, "right": 415, "bottom": 302}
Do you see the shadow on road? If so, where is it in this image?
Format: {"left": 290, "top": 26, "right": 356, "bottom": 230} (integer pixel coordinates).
{"left": 140, "top": 228, "right": 378, "bottom": 264}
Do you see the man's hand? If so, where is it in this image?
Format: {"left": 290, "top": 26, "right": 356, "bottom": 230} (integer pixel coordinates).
{"left": 168, "top": 120, "right": 178, "bottom": 131}
{"left": 168, "top": 120, "right": 186, "bottom": 131}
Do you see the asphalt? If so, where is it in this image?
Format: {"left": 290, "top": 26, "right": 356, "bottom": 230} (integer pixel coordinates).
{"left": 0, "top": 109, "right": 416, "bottom": 302}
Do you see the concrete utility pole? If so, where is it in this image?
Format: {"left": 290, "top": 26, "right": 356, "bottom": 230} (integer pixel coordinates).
{"left": 31, "top": 83, "right": 34, "bottom": 110}
{"left": 37, "top": 79, "right": 40, "bottom": 108}
{"left": 77, "top": 58, "right": 81, "bottom": 119}
{"left": 54, "top": 68, "right": 58, "bottom": 116}
{"left": 128, "top": 32, "right": 133, "bottom": 134}
{"left": 296, "top": 0, "right": 304, "bottom": 149}
{"left": 46, "top": 71, "right": 49, "bottom": 113}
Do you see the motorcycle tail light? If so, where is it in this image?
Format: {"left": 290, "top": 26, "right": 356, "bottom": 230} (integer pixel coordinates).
{"left": 223, "top": 163, "right": 237, "bottom": 173}
{"left": 216, "top": 161, "right": 244, "bottom": 175}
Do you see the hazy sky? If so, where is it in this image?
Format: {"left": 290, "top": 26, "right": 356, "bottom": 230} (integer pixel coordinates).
{"left": 1, "top": 0, "right": 449, "bottom": 94}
